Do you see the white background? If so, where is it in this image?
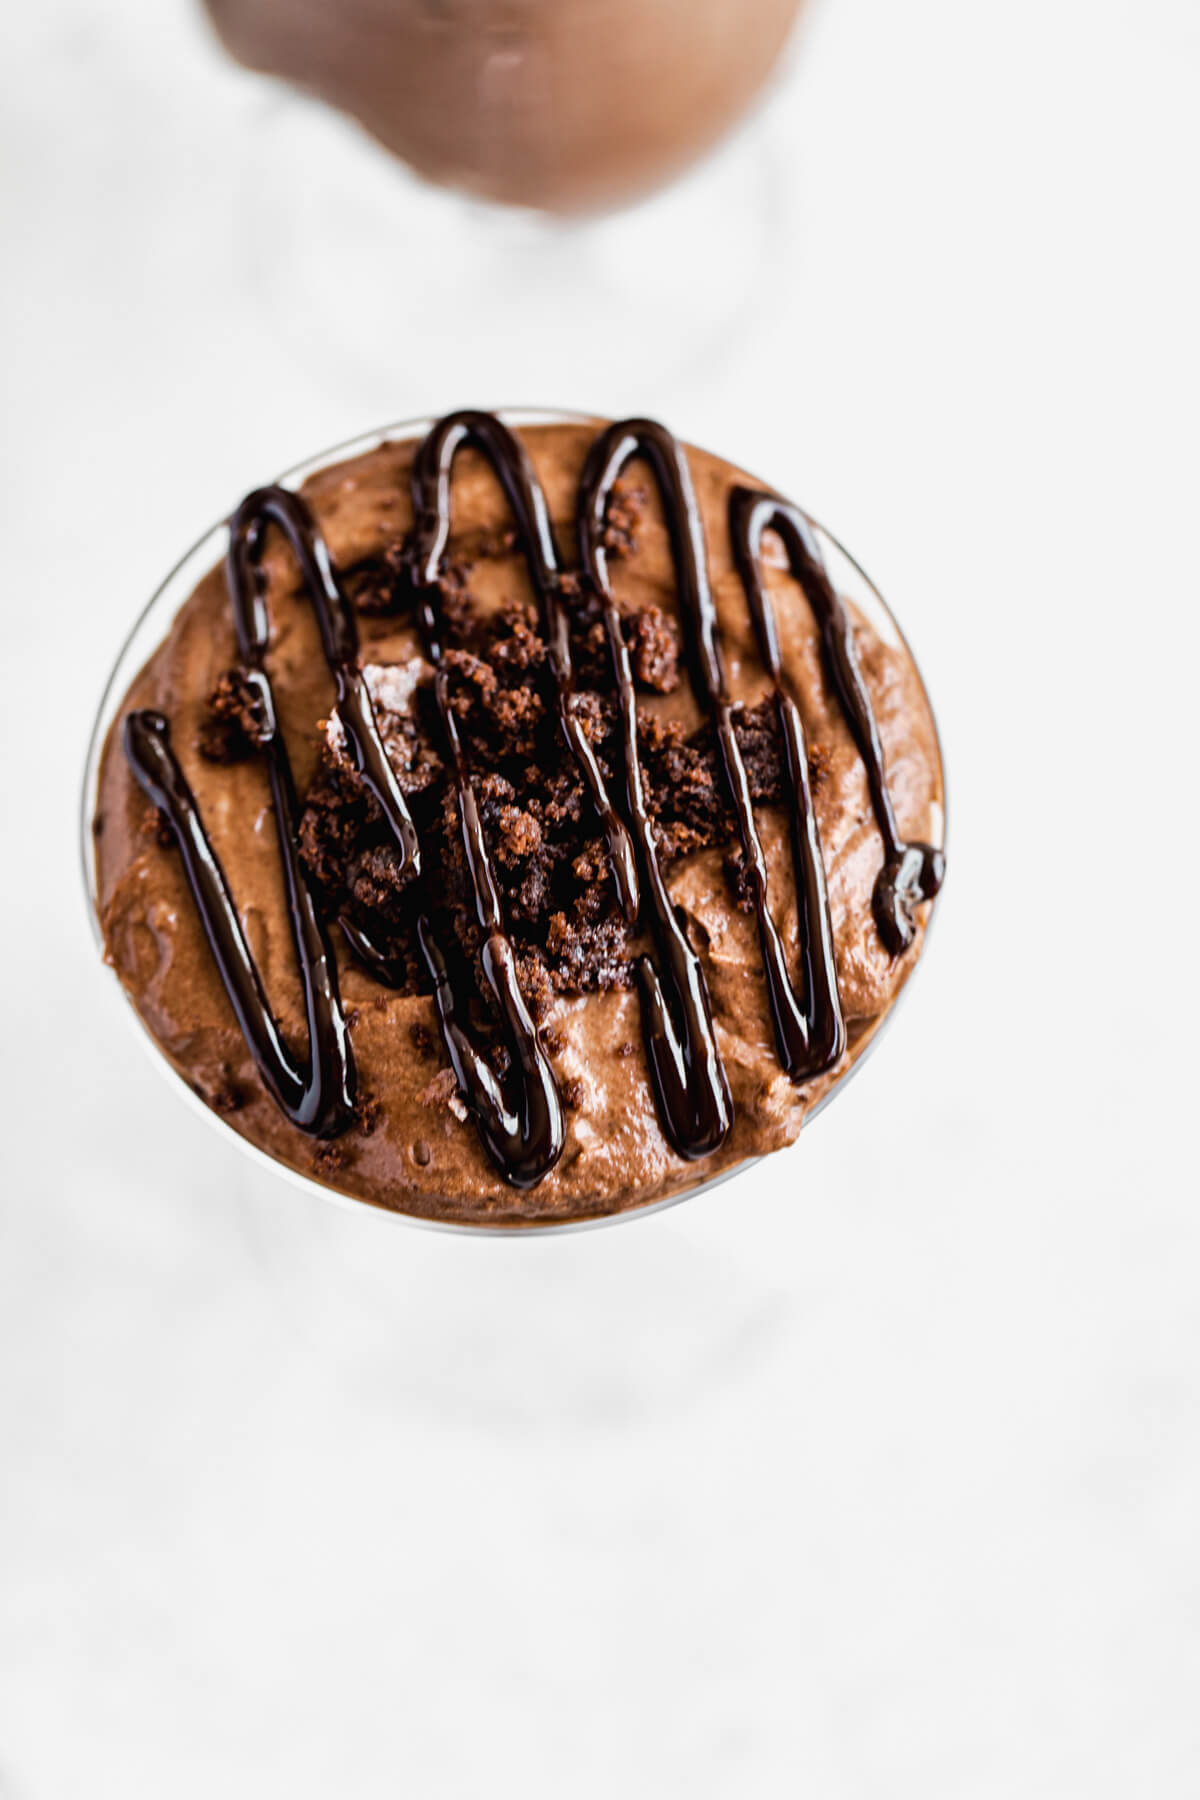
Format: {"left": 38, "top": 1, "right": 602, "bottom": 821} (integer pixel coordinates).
{"left": 3, "top": 0, "right": 1199, "bottom": 1793}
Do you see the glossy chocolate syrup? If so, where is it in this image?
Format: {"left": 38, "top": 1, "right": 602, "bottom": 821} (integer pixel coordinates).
{"left": 120, "top": 486, "right": 385, "bottom": 1137}
{"left": 729, "top": 490, "right": 945, "bottom": 955}
{"left": 405, "top": 430, "right": 566, "bottom": 1189}
{"left": 584, "top": 420, "right": 847, "bottom": 1093}
{"left": 579, "top": 423, "right": 734, "bottom": 1158}
{"left": 409, "top": 412, "right": 639, "bottom": 923}
{"left": 121, "top": 416, "right": 940, "bottom": 1187}
{"left": 227, "top": 488, "right": 422, "bottom": 875}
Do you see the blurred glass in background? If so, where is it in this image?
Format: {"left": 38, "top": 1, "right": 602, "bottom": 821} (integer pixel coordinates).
{"left": 198, "top": 0, "right": 809, "bottom": 398}
{"left": 203, "top": 0, "right": 807, "bottom": 212}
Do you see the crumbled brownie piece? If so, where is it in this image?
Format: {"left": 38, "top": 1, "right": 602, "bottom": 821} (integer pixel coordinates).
{"left": 205, "top": 1070, "right": 243, "bottom": 1115}
{"left": 735, "top": 698, "right": 786, "bottom": 801}
{"left": 295, "top": 555, "right": 791, "bottom": 1024}
{"left": 490, "top": 600, "right": 546, "bottom": 674}
{"left": 545, "top": 910, "right": 634, "bottom": 992}
{"left": 495, "top": 805, "right": 542, "bottom": 867}
{"left": 409, "top": 1022, "right": 435, "bottom": 1059}
{"left": 514, "top": 951, "right": 555, "bottom": 1023}
{"left": 419, "top": 1067, "right": 459, "bottom": 1108}
{"left": 724, "top": 849, "right": 758, "bottom": 913}
{"left": 347, "top": 539, "right": 408, "bottom": 615}
{"left": 311, "top": 1140, "right": 345, "bottom": 1175}
{"left": 808, "top": 743, "right": 832, "bottom": 793}
{"left": 197, "top": 668, "right": 268, "bottom": 763}
{"left": 639, "top": 715, "right": 726, "bottom": 843}
{"left": 443, "top": 648, "right": 498, "bottom": 714}
{"left": 627, "top": 605, "right": 680, "bottom": 693}
{"left": 355, "top": 1091, "right": 382, "bottom": 1136}
{"left": 487, "top": 684, "right": 544, "bottom": 756}
{"left": 562, "top": 1077, "right": 586, "bottom": 1110}
{"left": 141, "top": 804, "right": 175, "bottom": 849}
{"left": 601, "top": 479, "right": 647, "bottom": 558}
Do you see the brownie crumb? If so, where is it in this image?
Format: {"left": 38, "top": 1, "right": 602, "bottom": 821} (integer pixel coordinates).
{"left": 355, "top": 1091, "right": 383, "bottom": 1136}
{"left": 601, "top": 479, "right": 647, "bottom": 558}
{"left": 616, "top": 1041, "right": 636, "bottom": 1058}
{"left": 312, "top": 1140, "right": 345, "bottom": 1175}
{"left": 495, "top": 804, "right": 542, "bottom": 866}
{"left": 296, "top": 563, "right": 793, "bottom": 1025}
{"left": 419, "top": 1067, "right": 460, "bottom": 1108}
{"left": 627, "top": 605, "right": 680, "bottom": 694}
{"left": 348, "top": 539, "right": 408, "bottom": 616}
{"left": 199, "top": 1068, "right": 243, "bottom": 1115}
{"left": 724, "top": 849, "right": 757, "bottom": 913}
{"left": 142, "top": 804, "right": 175, "bottom": 849}
{"left": 197, "top": 668, "right": 268, "bottom": 763}
{"left": 562, "top": 1076, "right": 586, "bottom": 1110}
{"left": 542, "top": 1026, "right": 566, "bottom": 1057}
{"left": 807, "top": 743, "right": 832, "bottom": 793}
{"left": 514, "top": 952, "right": 555, "bottom": 1023}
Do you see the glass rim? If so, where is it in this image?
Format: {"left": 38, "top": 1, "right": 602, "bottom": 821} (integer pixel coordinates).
{"left": 79, "top": 407, "right": 947, "bottom": 1238}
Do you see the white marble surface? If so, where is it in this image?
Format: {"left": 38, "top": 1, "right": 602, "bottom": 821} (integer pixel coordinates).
{"left": 4, "top": 0, "right": 1199, "bottom": 1793}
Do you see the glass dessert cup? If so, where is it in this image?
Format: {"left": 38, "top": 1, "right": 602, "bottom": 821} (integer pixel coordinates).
{"left": 81, "top": 409, "right": 947, "bottom": 1239}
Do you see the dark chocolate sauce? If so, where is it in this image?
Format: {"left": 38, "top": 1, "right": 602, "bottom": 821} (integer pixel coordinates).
{"left": 227, "top": 488, "right": 421, "bottom": 874}
{"left": 409, "top": 412, "right": 639, "bottom": 922}
{"left": 579, "top": 423, "right": 734, "bottom": 1158}
{"left": 577, "top": 420, "right": 852, "bottom": 1158}
{"left": 121, "top": 418, "right": 941, "bottom": 1189}
{"left": 582, "top": 424, "right": 845, "bottom": 1088}
{"left": 729, "top": 489, "right": 944, "bottom": 954}
{"left": 123, "top": 486, "right": 426, "bottom": 1137}
{"left": 405, "top": 464, "right": 566, "bottom": 1188}
{"left": 124, "top": 708, "right": 357, "bottom": 1135}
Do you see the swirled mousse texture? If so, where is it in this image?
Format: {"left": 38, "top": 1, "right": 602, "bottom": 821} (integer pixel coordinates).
{"left": 93, "top": 419, "right": 944, "bottom": 1227}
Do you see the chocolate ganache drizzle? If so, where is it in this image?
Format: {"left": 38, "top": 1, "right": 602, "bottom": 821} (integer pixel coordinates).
{"left": 728, "top": 489, "right": 945, "bottom": 955}
{"left": 120, "top": 485, "right": 419, "bottom": 1136}
{"left": 120, "top": 414, "right": 942, "bottom": 1188}
{"left": 409, "top": 412, "right": 640, "bottom": 924}
{"left": 581, "top": 422, "right": 845, "bottom": 1120}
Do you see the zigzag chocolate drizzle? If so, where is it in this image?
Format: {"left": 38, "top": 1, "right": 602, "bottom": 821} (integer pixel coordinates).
{"left": 121, "top": 416, "right": 941, "bottom": 1189}
{"left": 227, "top": 488, "right": 421, "bottom": 875}
{"left": 404, "top": 437, "right": 566, "bottom": 1188}
{"left": 579, "top": 422, "right": 734, "bottom": 1158}
{"left": 409, "top": 411, "right": 639, "bottom": 922}
{"left": 119, "top": 485, "right": 409, "bottom": 1136}
{"left": 728, "top": 489, "right": 945, "bottom": 955}
{"left": 583, "top": 421, "right": 847, "bottom": 1090}
{"left": 582, "top": 425, "right": 847, "bottom": 1097}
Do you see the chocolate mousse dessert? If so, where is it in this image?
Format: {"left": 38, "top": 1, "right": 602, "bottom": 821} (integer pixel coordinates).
{"left": 202, "top": 0, "right": 806, "bottom": 211}
{"left": 91, "top": 413, "right": 945, "bottom": 1228}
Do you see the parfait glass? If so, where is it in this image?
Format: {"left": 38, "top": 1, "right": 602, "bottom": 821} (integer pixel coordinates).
{"left": 81, "top": 410, "right": 945, "bottom": 1353}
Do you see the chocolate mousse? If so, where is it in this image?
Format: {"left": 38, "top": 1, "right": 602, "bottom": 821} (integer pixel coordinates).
{"left": 92, "top": 413, "right": 945, "bottom": 1228}
{"left": 202, "top": 0, "right": 807, "bottom": 211}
